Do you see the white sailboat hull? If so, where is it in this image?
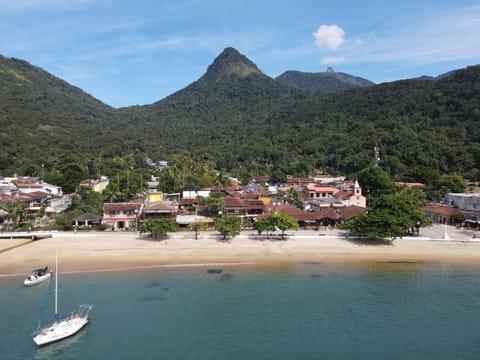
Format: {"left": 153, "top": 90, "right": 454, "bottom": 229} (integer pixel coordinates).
{"left": 33, "top": 316, "right": 89, "bottom": 346}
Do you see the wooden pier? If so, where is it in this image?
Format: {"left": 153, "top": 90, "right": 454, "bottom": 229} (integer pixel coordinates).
{"left": 0, "top": 232, "right": 53, "bottom": 240}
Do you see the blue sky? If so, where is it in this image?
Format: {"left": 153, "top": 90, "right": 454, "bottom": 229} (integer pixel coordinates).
{"left": 0, "top": 0, "right": 479, "bottom": 108}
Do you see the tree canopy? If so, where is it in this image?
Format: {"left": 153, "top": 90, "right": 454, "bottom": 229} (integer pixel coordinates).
{"left": 346, "top": 193, "right": 432, "bottom": 240}
{"left": 214, "top": 215, "right": 242, "bottom": 240}
{"left": 141, "top": 218, "right": 178, "bottom": 238}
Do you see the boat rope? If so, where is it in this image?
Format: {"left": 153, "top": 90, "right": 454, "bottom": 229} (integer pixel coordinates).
{"left": 34, "top": 276, "right": 54, "bottom": 335}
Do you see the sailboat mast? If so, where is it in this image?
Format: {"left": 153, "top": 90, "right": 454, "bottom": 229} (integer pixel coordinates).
{"left": 55, "top": 236, "right": 58, "bottom": 315}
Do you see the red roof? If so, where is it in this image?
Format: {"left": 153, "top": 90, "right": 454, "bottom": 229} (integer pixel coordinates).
{"left": 333, "top": 190, "right": 352, "bottom": 200}
{"left": 224, "top": 197, "right": 264, "bottom": 210}
{"left": 315, "top": 207, "right": 340, "bottom": 220}
{"left": 103, "top": 203, "right": 142, "bottom": 211}
{"left": 338, "top": 206, "right": 366, "bottom": 220}
{"left": 422, "top": 204, "right": 460, "bottom": 217}
{"left": 276, "top": 204, "right": 317, "bottom": 222}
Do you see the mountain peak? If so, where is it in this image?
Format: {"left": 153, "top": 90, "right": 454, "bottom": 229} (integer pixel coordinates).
{"left": 204, "top": 47, "right": 262, "bottom": 81}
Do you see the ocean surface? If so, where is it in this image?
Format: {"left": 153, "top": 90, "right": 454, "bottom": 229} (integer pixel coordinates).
{"left": 1, "top": 262, "right": 480, "bottom": 359}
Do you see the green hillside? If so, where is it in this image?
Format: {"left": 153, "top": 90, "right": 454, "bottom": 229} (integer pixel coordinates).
{"left": 267, "top": 65, "right": 480, "bottom": 179}
{"left": 0, "top": 48, "right": 479, "bottom": 192}
{"left": 119, "top": 47, "right": 307, "bottom": 169}
{"left": 0, "top": 55, "right": 119, "bottom": 176}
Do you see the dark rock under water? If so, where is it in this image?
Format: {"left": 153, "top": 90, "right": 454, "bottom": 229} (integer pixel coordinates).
{"left": 207, "top": 269, "right": 223, "bottom": 274}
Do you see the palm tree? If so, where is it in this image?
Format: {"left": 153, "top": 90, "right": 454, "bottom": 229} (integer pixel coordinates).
{"left": 214, "top": 170, "right": 231, "bottom": 188}
{"left": 167, "top": 164, "right": 182, "bottom": 192}
{"left": 286, "top": 187, "right": 304, "bottom": 209}
{"left": 6, "top": 199, "right": 26, "bottom": 229}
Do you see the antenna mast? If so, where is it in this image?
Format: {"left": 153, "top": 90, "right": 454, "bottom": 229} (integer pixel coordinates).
{"left": 374, "top": 146, "right": 380, "bottom": 167}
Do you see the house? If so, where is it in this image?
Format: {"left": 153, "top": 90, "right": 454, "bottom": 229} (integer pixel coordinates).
{"left": 45, "top": 194, "right": 73, "bottom": 216}
{"left": 73, "top": 213, "right": 102, "bottom": 228}
{"left": 304, "top": 184, "right": 339, "bottom": 200}
{"left": 311, "top": 174, "right": 345, "bottom": 184}
{"left": 422, "top": 203, "right": 461, "bottom": 225}
{"left": 143, "top": 201, "right": 177, "bottom": 220}
{"left": 223, "top": 195, "right": 265, "bottom": 218}
{"left": 286, "top": 176, "right": 315, "bottom": 186}
{"left": 277, "top": 204, "right": 366, "bottom": 228}
{"left": 275, "top": 204, "right": 317, "bottom": 227}
{"left": 88, "top": 176, "right": 110, "bottom": 193}
{"left": 445, "top": 193, "right": 480, "bottom": 212}
{"left": 102, "top": 202, "right": 143, "bottom": 230}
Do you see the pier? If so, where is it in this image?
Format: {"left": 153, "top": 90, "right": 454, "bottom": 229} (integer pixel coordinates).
{"left": 0, "top": 232, "right": 53, "bottom": 241}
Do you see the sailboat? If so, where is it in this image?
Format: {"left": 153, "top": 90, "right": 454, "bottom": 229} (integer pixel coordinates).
{"left": 33, "top": 237, "right": 93, "bottom": 347}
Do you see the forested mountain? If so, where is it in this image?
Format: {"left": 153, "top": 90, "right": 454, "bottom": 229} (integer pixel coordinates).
{"left": 0, "top": 55, "right": 120, "bottom": 177}
{"left": 0, "top": 47, "right": 479, "bottom": 191}
{"left": 266, "top": 65, "right": 480, "bottom": 180}
{"left": 119, "top": 47, "right": 307, "bottom": 170}
{"left": 275, "top": 69, "right": 374, "bottom": 94}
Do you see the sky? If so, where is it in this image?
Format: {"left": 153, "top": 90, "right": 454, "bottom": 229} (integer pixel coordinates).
{"left": 0, "top": 0, "right": 479, "bottom": 108}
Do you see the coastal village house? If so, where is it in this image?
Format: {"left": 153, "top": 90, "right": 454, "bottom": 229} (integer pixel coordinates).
{"left": 102, "top": 202, "right": 143, "bottom": 230}
{"left": 0, "top": 176, "right": 71, "bottom": 219}
{"left": 421, "top": 203, "right": 462, "bottom": 225}
{"left": 73, "top": 213, "right": 102, "bottom": 228}
{"left": 303, "top": 180, "right": 366, "bottom": 212}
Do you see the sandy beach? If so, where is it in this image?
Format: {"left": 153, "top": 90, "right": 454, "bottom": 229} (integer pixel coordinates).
{"left": 1, "top": 224, "right": 480, "bottom": 276}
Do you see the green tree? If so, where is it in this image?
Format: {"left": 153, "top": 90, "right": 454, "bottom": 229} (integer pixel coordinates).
{"left": 356, "top": 166, "right": 397, "bottom": 207}
{"left": 141, "top": 218, "right": 178, "bottom": 238}
{"left": 253, "top": 217, "right": 276, "bottom": 236}
{"left": 285, "top": 187, "right": 304, "bottom": 209}
{"left": 213, "top": 170, "right": 232, "bottom": 187}
{"left": 270, "top": 211, "right": 299, "bottom": 239}
{"left": 346, "top": 193, "right": 432, "bottom": 240}
{"left": 198, "top": 193, "right": 225, "bottom": 217}
{"left": 214, "top": 215, "right": 241, "bottom": 240}
{"left": 438, "top": 174, "right": 467, "bottom": 194}
{"left": 5, "top": 199, "right": 26, "bottom": 229}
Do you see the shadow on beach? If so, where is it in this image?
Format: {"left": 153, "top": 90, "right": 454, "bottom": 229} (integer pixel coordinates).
{"left": 247, "top": 233, "right": 294, "bottom": 241}
{"left": 342, "top": 235, "right": 395, "bottom": 246}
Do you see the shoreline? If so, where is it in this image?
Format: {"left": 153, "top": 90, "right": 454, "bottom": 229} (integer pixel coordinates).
{"left": 1, "top": 225, "right": 480, "bottom": 277}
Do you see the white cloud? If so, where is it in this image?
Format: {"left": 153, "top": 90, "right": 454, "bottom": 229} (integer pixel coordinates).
{"left": 313, "top": 25, "right": 345, "bottom": 50}
{"left": 321, "top": 56, "right": 347, "bottom": 64}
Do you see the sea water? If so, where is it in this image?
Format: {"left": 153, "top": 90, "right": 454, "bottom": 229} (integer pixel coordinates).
{"left": 1, "top": 263, "right": 480, "bottom": 360}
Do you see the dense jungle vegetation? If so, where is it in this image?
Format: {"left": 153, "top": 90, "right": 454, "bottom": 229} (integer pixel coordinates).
{"left": 0, "top": 48, "right": 479, "bottom": 196}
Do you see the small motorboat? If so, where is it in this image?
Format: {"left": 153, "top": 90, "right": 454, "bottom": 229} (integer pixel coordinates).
{"left": 24, "top": 266, "right": 52, "bottom": 286}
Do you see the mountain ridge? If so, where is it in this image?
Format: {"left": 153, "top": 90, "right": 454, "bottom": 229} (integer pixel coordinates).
{"left": 0, "top": 48, "right": 479, "bottom": 189}
{"left": 275, "top": 69, "right": 374, "bottom": 94}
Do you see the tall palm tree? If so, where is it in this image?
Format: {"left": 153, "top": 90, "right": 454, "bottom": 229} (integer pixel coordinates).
{"left": 286, "top": 187, "right": 304, "bottom": 209}
{"left": 6, "top": 199, "right": 26, "bottom": 229}
{"left": 167, "top": 164, "right": 182, "bottom": 192}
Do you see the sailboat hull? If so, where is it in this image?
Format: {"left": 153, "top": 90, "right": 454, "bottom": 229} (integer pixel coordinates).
{"left": 33, "top": 316, "right": 89, "bottom": 346}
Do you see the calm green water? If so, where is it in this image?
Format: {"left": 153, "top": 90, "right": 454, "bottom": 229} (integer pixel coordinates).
{"left": 1, "top": 263, "right": 480, "bottom": 359}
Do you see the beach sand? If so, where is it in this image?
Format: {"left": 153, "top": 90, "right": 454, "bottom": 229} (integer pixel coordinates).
{"left": 1, "top": 224, "right": 480, "bottom": 276}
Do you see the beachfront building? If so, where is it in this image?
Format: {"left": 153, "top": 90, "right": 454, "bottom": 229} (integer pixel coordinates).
{"left": 302, "top": 180, "right": 366, "bottom": 209}
{"left": 276, "top": 204, "right": 366, "bottom": 228}
{"left": 422, "top": 203, "right": 462, "bottom": 225}
{"left": 223, "top": 195, "right": 266, "bottom": 218}
{"left": 102, "top": 202, "right": 143, "bottom": 231}
{"left": 73, "top": 213, "right": 102, "bottom": 228}
{"left": 143, "top": 201, "right": 177, "bottom": 220}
